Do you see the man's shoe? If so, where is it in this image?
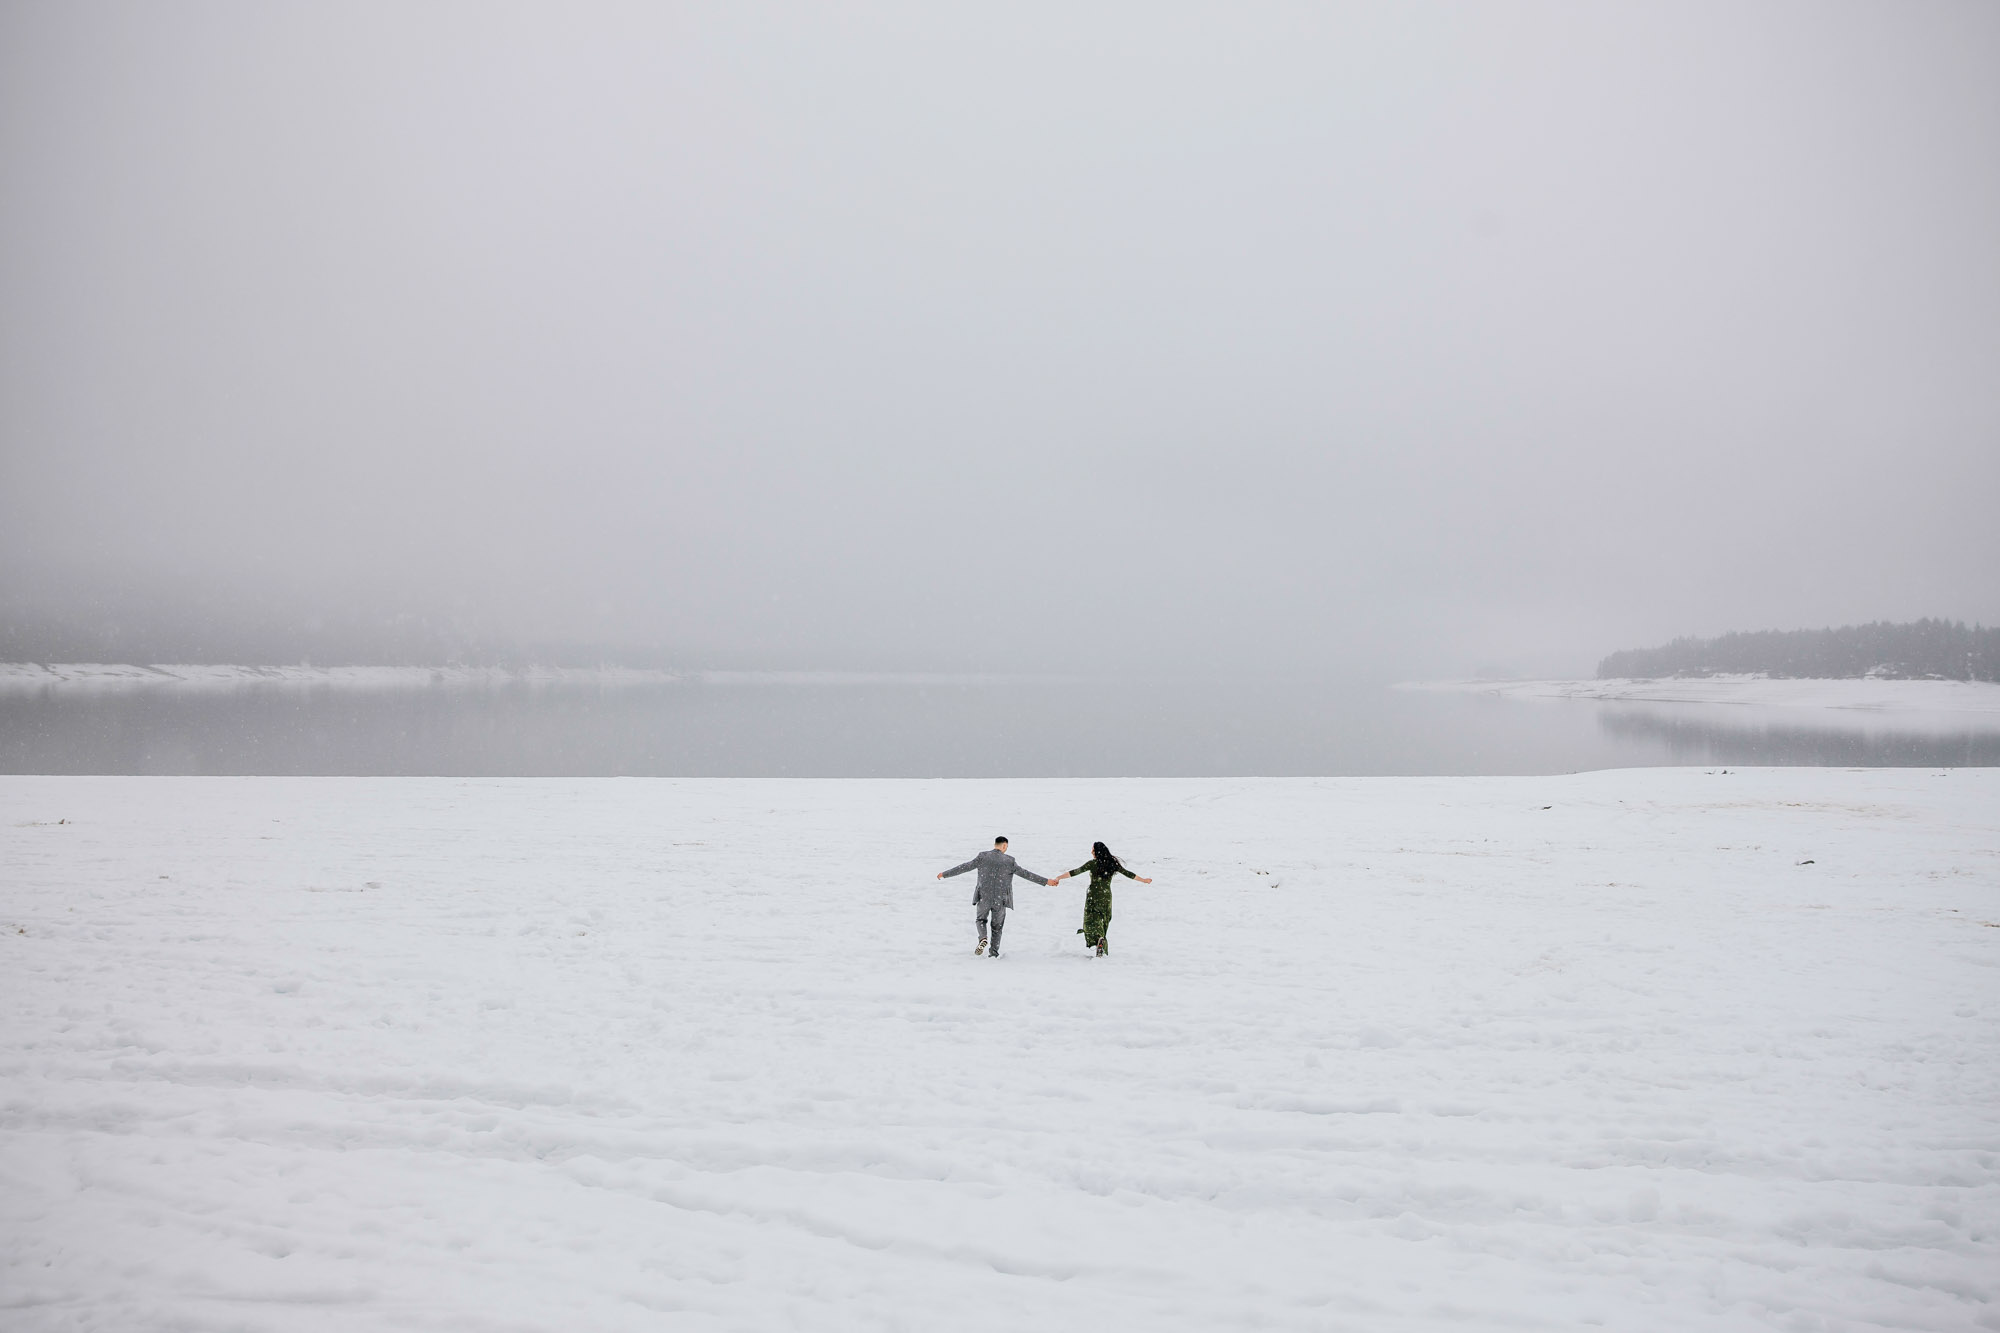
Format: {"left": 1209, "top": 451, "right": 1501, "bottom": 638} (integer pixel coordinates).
{"left": 975, "top": 940, "right": 986, "bottom": 955}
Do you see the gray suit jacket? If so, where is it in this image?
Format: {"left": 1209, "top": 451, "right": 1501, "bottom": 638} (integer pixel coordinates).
{"left": 941, "top": 848, "right": 1051, "bottom": 909}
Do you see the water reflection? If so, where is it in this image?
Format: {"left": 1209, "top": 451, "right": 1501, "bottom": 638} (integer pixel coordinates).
{"left": 1595, "top": 703, "right": 2000, "bottom": 767}
{"left": 0, "top": 677, "right": 1993, "bottom": 776}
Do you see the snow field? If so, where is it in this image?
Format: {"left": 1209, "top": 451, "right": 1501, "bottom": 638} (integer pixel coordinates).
{"left": 1, "top": 770, "right": 1996, "bottom": 1331}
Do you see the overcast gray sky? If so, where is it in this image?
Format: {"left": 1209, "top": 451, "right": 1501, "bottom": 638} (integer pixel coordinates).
{"left": 3, "top": 1, "right": 1996, "bottom": 676}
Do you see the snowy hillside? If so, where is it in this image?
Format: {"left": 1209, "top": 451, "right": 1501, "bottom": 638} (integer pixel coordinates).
{"left": 2, "top": 771, "right": 1995, "bottom": 1330}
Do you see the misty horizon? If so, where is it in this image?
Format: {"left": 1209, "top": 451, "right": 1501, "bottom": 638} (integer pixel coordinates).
{"left": 2, "top": 598, "right": 1997, "bottom": 685}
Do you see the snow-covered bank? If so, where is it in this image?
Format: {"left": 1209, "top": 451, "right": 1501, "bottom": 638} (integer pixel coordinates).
{"left": 1404, "top": 674, "right": 2000, "bottom": 722}
{"left": 0, "top": 662, "right": 687, "bottom": 692}
{"left": 3, "top": 771, "right": 1996, "bottom": 1331}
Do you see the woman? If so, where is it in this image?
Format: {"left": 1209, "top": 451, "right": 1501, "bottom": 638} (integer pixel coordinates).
{"left": 1054, "top": 841, "right": 1152, "bottom": 956}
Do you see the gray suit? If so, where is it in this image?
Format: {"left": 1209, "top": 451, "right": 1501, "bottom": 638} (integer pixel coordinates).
{"left": 941, "top": 848, "right": 1050, "bottom": 954}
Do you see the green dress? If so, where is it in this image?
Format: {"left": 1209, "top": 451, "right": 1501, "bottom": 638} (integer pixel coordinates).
{"left": 1070, "top": 859, "right": 1137, "bottom": 951}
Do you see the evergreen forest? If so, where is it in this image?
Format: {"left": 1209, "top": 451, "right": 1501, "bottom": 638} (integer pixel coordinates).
{"left": 1597, "top": 620, "right": 1999, "bottom": 682}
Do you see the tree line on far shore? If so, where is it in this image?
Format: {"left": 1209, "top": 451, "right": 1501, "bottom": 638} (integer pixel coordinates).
{"left": 1597, "top": 619, "right": 1999, "bottom": 682}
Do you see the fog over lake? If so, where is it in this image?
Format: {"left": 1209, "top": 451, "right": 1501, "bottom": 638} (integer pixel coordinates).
{"left": 4, "top": 2, "right": 1997, "bottom": 689}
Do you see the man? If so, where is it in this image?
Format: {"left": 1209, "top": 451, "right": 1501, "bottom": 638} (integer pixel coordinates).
{"left": 938, "top": 836, "right": 1052, "bottom": 959}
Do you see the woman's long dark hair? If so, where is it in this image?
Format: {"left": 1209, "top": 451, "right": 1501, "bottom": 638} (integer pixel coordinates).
{"left": 1092, "top": 841, "right": 1124, "bottom": 876}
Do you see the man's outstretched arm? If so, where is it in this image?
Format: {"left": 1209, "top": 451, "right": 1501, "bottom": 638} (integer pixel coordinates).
{"left": 1013, "top": 864, "right": 1053, "bottom": 886}
{"left": 939, "top": 859, "right": 980, "bottom": 879}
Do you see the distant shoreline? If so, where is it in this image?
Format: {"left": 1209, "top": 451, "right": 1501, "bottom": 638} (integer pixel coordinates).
{"left": 0, "top": 663, "right": 1070, "bottom": 693}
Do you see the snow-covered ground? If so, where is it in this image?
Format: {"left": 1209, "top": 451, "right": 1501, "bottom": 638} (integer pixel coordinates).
{"left": 3, "top": 770, "right": 1996, "bottom": 1331}
{"left": 1404, "top": 676, "right": 2000, "bottom": 723}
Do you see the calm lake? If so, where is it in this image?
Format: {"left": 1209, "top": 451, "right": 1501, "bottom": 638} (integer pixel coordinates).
{"left": 2, "top": 676, "right": 1995, "bottom": 776}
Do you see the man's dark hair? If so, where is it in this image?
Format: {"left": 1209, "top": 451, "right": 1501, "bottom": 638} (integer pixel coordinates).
{"left": 994, "top": 836, "right": 1008, "bottom": 846}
